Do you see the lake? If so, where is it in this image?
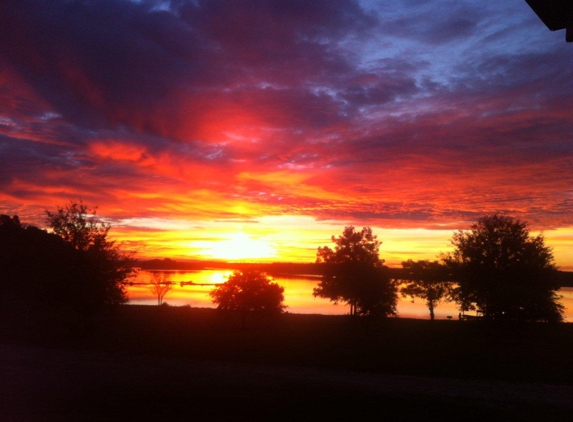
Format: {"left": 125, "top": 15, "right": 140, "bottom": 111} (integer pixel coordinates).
{"left": 128, "top": 269, "right": 573, "bottom": 321}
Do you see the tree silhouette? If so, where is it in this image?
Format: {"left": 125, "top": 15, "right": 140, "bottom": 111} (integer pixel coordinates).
{"left": 210, "top": 270, "right": 285, "bottom": 327}
{"left": 46, "top": 201, "right": 135, "bottom": 308}
{"left": 0, "top": 214, "right": 109, "bottom": 333}
{"left": 46, "top": 201, "right": 109, "bottom": 252}
{"left": 400, "top": 260, "right": 451, "bottom": 320}
{"left": 149, "top": 272, "right": 173, "bottom": 305}
{"left": 443, "top": 214, "right": 563, "bottom": 322}
{"left": 313, "top": 226, "right": 397, "bottom": 317}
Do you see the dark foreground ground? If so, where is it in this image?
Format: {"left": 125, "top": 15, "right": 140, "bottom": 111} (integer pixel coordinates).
{"left": 2, "top": 305, "right": 573, "bottom": 421}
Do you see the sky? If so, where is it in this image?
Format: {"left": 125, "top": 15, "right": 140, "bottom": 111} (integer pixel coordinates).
{"left": 1, "top": 0, "right": 572, "bottom": 268}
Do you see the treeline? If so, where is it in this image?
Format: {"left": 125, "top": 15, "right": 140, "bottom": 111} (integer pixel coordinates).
{"left": 137, "top": 259, "right": 573, "bottom": 287}
{"left": 556, "top": 270, "right": 573, "bottom": 287}
{"left": 138, "top": 259, "right": 324, "bottom": 276}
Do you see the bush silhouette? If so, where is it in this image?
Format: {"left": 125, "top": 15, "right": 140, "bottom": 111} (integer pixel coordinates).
{"left": 210, "top": 270, "right": 285, "bottom": 327}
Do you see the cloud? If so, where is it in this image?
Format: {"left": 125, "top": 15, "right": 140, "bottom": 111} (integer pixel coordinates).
{"left": 375, "top": 1, "right": 484, "bottom": 45}
{"left": 0, "top": 0, "right": 572, "bottom": 264}
{"left": 0, "top": 0, "right": 378, "bottom": 142}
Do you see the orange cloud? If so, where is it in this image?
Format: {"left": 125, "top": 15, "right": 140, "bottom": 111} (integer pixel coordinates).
{"left": 90, "top": 142, "right": 156, "bottom": 165}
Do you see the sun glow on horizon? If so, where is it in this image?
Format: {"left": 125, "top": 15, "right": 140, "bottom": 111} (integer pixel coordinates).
{"left": 199, "top": 232, "right": 277, "bottom": 261}
{"left": 209, "top": 271, "right": 232, "bottom": 284}
{"left": 104, "top": 214, "right": 573, "bottom": 270}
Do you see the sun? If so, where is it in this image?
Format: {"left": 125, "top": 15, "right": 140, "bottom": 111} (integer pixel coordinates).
{"left": 207, "top": 233, "right": 276, "bottom": 261}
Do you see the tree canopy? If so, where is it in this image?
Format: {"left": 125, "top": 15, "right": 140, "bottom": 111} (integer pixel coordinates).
{"left": 443, "top": 214, "right": 563, "bottom": 322}
{"left": 46, "top": 201, "right": 110, "bottom": 252}
{"left": 46, "top": 201, "right": 135, "bottom": 308}
{"left": 210, "top": 270, "right": 286, "bottom": 314}
{"left": 313, "top": 226, "right": 397, "bottom": 317}
{"left": 316, "top": 226, "right": 382, "bottom": 266}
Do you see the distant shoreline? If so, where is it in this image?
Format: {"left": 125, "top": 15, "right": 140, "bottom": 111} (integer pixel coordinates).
{"left": 137, "top": 258, "right": 573, "bottom": 287}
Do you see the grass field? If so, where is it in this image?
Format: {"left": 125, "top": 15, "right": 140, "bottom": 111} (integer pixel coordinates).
{"left": 2, "top": 305, "right": 573, "bottom": 421}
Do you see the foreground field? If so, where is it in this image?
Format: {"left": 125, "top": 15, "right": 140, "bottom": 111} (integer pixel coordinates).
{"left": 2, "top": 305, "right": 573, "bottom": 421}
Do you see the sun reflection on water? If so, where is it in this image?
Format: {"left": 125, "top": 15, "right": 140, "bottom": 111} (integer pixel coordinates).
{"left": 127, "top": 270, "right": 573, "bottom": 321}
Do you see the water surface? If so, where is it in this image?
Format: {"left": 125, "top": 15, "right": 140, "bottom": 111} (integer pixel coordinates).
{"left": 127, "top": 269, "right": 573, "bottom": 321}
